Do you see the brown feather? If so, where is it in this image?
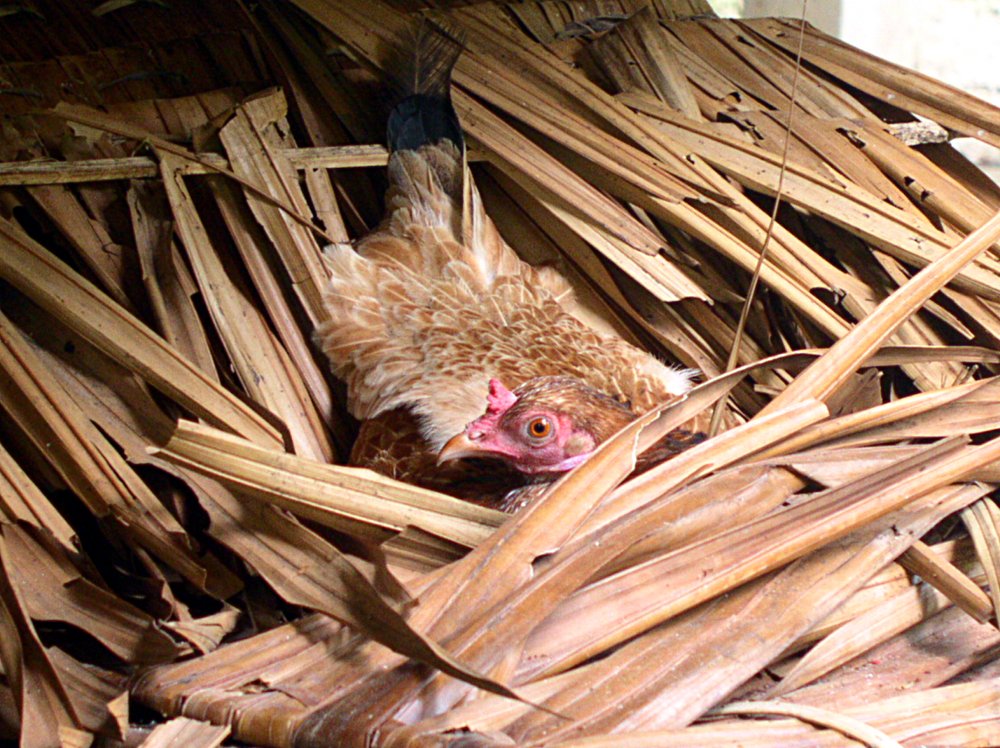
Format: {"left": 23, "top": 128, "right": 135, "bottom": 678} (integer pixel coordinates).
{"left": 350, "top": 408, "right": 548, "bottom": 510}
{"left": 318, "top": 28, "right": 696, "bottom": 504}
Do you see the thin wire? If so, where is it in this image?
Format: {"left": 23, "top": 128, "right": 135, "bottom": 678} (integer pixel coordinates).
{"left": 708, "top": 2, "right": 810, "bottom": 437}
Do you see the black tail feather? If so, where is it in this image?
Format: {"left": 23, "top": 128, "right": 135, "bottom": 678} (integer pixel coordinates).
{"left": 386, "top": 22, "right": 464, "bottom": 152}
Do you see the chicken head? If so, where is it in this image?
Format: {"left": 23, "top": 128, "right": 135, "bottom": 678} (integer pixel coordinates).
{"left": 437, "top": 376, "right": 636, "bottom": 475}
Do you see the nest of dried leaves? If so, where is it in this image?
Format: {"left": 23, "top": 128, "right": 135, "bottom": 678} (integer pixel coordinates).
{"left": 2, "top": 1, "right": 1000, "bottom": 746}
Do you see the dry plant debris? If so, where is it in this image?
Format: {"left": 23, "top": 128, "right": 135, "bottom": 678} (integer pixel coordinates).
{"left": 1, "top": 0, "right": 1000, "bottom": 746}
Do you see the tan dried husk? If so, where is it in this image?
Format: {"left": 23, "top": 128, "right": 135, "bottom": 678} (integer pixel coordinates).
{"left": 1, "top": 0, "right": 1000, "bottom": 745}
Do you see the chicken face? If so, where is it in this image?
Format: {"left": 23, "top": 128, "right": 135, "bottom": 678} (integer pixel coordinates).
{"left": 437, "top": 376, "right": 635, "bottom": 475}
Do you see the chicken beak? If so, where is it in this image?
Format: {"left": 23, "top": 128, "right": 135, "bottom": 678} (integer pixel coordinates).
{"left": 437, "top": 431, "right": 486, "bottom": 465}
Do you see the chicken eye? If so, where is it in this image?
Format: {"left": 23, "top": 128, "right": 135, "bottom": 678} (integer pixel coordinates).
{"left": 525, "top": 417, "right": 553, "bottom": 441}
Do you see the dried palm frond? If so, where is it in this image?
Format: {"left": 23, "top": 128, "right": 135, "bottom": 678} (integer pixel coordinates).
{"left": 1, "top": 1, "right": 999, "bottom": 746}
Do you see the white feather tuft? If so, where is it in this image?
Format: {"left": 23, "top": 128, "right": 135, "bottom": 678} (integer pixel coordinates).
{"left": 640, "top": 357, "right": 699, "bottom": 396}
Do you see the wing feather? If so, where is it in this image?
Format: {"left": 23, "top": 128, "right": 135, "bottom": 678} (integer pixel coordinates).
{"left": 318, "top": 24, "right": 695, "bottom": 469}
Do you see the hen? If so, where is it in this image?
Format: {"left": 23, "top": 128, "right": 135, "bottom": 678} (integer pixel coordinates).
{"left": 317, "top": 28, "right": 699, "bottom": 509}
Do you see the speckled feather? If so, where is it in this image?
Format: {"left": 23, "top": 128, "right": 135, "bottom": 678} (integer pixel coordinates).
{"left": 315, "top": 30, "right": 694, "bottom": 499}
{"left": 317, "top": 141, "right": 693, "bottom": 451}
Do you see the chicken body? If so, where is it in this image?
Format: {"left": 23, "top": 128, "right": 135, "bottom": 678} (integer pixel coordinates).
{"left": 317, "top": 31, "right": 694, "bottom": 503}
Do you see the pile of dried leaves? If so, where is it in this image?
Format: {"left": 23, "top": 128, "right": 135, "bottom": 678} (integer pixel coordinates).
{"left": 1, "top": 0, "right": 1000, "bottom": 745}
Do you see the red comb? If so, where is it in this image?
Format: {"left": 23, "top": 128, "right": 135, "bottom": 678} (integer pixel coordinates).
{"left": 486, "top": 378, "right": 517, "bottom": 414}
